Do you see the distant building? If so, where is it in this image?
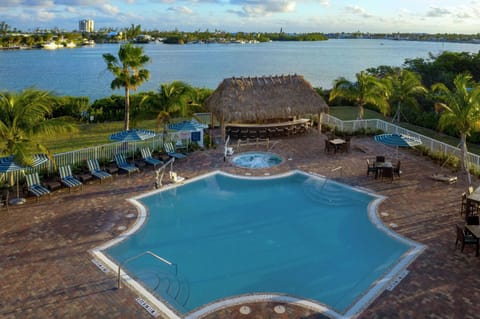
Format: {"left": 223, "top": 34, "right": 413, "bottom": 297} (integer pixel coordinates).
{"left": 79, "top": 19, "right": 94, "bottom": 33}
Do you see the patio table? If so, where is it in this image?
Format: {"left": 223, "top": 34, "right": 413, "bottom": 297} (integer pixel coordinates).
{"left": 467, "top": 188, "right": 480, "bottom": 215}
{"left": 329, "top": 138, "right": 346, "bottom": 153}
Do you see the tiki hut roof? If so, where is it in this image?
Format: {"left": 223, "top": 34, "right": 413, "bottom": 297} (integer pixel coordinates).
{"left": 205, "top": 74, "right": 328, "bottom": 122}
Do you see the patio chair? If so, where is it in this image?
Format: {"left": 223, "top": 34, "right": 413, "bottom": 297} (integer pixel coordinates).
{"left": 114, "top": 153, "right": 140, "bottom": 176}
{"left": 461, "top": 192, "right": 468, "bottom": 216}
{"left": 376, "top": 155, "right": 385, "bottom": 163}
{"left": 325, "top": 139, "right": 334, "bottom": 153}
{"left": 140, "top": 148, "right": 163, "bottom": 169}
{"left": 87, "top": 159, "right": 112, "bottom": 183}
{"left": 393, "top": 160, "right": 401, "bottom": 177}
{"left": 25, "top": 172, "right": 51, "bottom": 200}
{"left": 163, "top": 142, "right": 186, "bottom": 159}
{"left": 381, "top": 166, "right": 394, "bottom": 182}
{"left": 59, "top": 165, "right": 83, "bottom": 192}
{"left": 455, "top": 224, "right": 478, "bottom": 254}
{"left": 1, "top": 188, "right": 9, "bottom": 211}
{"left": 366, "top": 159, "right": 376, "bottom": 176}
{"left": 466, "top": 215, "right": 480, "bottom": 225}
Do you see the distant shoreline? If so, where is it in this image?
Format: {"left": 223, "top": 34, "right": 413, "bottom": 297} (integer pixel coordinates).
{"left": 2, "top": 37, "right": 479, "bottom": 51}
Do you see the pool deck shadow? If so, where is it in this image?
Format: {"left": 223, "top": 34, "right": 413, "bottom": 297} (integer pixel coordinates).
{"left": 0, "top": 133, "right": 478, "bottom": 319}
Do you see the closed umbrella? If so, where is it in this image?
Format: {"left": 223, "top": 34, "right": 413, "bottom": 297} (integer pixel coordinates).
{"left": 374, "top": 133, "right": 422, "bottom": 158}
{"left": 0, "top": 154, "right": 49, "bottom": 205}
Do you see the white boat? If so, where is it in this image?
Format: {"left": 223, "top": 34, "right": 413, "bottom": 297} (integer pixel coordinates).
{"left": 82, "top": 39, "right": 95, "bottom": 46}
{"left": 65, "top": 42, "right": 76, "bottom": 48}
{"left": 42, "top": 41, "right": 59, "bottom": 50}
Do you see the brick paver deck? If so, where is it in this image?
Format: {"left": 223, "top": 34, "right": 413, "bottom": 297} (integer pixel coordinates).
{"left": 1, "top": 133, "right": 479, "bottom": 319}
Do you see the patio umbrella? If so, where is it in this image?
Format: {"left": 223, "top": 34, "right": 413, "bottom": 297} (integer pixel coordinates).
{"left": 374, "top": 133, "right": 422, "bottom": 158}
{"left": 0, "top": 154, "right": 49, "bottom": 204}
{"left": 109, "top": 129, "right": 156, "bottom": 160}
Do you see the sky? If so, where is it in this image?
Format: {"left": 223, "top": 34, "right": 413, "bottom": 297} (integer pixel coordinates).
{"left": 2, "top": 0, "right": 480, "bottom": 34}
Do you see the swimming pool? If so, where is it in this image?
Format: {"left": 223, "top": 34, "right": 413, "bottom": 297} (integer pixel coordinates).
{"left": 94, "top": 171, "right": 423, "bottom": 318}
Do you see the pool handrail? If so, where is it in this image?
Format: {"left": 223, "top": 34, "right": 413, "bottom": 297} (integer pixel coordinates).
{"left": 117, "top": 250, "right": 178, "bottom": 289}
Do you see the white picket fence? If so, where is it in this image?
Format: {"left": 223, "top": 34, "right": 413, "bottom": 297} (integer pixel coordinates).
{"left": 321, "top": 113, "right": 480, "bottom": 168}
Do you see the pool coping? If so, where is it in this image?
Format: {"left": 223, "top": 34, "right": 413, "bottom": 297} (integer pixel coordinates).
{"left": 90, "top": 169, "right": 426, "bottom": 319}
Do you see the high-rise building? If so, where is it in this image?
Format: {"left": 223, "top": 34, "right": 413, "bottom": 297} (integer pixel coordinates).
{"left": 79, "top": 19, "right": 94, "bottom": 33}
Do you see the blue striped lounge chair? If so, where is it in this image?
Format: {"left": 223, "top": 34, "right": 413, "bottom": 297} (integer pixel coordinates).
{"left": 25, "top": 172, "right": 51, "bottom": 200}
{"left": 87, "top": 159, "right": 112, "bottom": 183}
{"left": 114, "top": 153, "right": 140, "bottom": 176}
{"left": 163, "top": 142, "right": 186, "bottom": 159}
{"left": 59, "top": 165, "right": 83, "bottom": 192}
{"left": 140, "top": 148, "right": 163, "bottom": 169}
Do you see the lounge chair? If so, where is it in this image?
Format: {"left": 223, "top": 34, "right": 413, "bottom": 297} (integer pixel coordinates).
{"left": 87, "top": 159, "right": 112, "bottom": 183}
{"left": 25, "top": 172, "right": 51, "bottom": 200}
{"left": 163, "top": 142, "right": 186, "bottom": 159}
{"left": 114, "top": 153, "right": 140, "bottom": 176}
{"left": 59, "top": 165, "right": 83, "bottom": 192}
{"left": 430, "top": 173, "right": 457, "bottom": 184}
{"left": 140, "top": 148, "right": 163, "bottom": 169}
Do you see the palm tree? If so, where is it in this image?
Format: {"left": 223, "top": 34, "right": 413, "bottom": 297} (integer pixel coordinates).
{"left": 158, "top": 81, "right": 197, "bottom": 118}
{"left": 329, "top": 71, "right": 389, "bottom": 120}
{"left": 103, "top": 43, "right": 150, "bottom": 130}
{"left": 432, "top": 73, "right": 480, "bottom": 186}
{"left": 386, "top": 69, "right": 427, "bottom": 123}
{"left": 0, "top": 88, "right": 76, "bottom": 166}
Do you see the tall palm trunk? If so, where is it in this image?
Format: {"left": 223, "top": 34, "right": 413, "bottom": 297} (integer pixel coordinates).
{"left": 460, "top": 133, "right": 472, "bottom": 186}
{"left": 124, "top": 87, "right": 130, "bottom": 130}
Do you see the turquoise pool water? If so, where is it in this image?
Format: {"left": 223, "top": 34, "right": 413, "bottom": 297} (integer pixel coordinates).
{"left": 105, "top": 171, "right": 414, "bottom": 316}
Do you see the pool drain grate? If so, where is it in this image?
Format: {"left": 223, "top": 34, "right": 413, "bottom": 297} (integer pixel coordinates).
{"left": 91, "top": 259, "right": 109, "bottom": 273}
{"left": 136, "top": 297, "right": 160, "bottom": 317}
{"left": 386, "top": 269, "right": 409, "bottom": 291}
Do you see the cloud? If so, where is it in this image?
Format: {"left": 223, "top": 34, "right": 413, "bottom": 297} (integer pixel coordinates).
{"left": 167, "top": 6, "right": 193, "bottom": 14}
{"left": 229, "top": 0, "right": 296, "bottom": 17}
{"left": 99, "top": 3, "right": 120, "bottom": 15}
{"left": 425, "top": 6, "right": 451, "bottom": 17}
{"left": 344, "top": 5, "right": 373, "bottom": 18}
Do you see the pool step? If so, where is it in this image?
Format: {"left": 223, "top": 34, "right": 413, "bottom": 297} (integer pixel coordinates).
{"left": 302, "top": 178, "right": 351, "bottom": 206}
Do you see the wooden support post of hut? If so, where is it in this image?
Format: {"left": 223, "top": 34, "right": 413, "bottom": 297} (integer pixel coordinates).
{"left": 205, "top": 74, "right": 329, "bottom": 143}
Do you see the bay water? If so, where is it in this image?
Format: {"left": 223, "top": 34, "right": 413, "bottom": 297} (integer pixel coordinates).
{"left": 0, "top": 39, "right": 479, "bottom": 101}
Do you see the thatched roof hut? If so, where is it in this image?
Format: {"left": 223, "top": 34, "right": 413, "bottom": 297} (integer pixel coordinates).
{"left": 205, "top": 75, "right": 328, "bottom": 141}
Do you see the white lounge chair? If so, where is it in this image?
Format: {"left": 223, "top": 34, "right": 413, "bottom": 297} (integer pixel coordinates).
{"left": 430, "top": 173, "right": 458, "bottom": 184}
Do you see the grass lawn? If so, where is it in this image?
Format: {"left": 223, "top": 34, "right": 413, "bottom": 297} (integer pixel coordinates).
{"left": 39, "top": 120, "right": 158, "bottom": 154}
